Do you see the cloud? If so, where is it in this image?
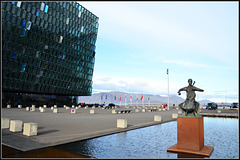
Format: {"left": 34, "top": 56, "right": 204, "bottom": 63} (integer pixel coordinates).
{"left": 92, "top": 75, "right": 181, "bottom": 95}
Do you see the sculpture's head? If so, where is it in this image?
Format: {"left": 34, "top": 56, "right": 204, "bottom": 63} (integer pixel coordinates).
{"left": 188, "top": 79, "right": 193, "bottom": 85}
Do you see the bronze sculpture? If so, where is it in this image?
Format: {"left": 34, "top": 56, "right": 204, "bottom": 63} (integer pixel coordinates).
{"left": 177, "top": 79, "right": 204, "bottom": 117}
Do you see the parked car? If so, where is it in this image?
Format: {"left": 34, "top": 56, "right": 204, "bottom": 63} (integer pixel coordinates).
{"left": 231, "top": 103, "right": 238, "bottom": 108}
{"left": 206, "top": 103, "right": 218, "bottom": 110}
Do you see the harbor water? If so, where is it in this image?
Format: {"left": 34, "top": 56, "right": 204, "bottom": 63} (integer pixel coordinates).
{"left": 55, "top": 117, "right": 239, "bottom": 159}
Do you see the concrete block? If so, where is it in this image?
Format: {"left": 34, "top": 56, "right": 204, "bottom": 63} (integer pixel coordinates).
{"left": 135, "top": 109, "right": 139, "bottom": 112}
{"left": 26, "top": 107, "right": 30, "bottom": 111}
{"left": 142, "top": 109, "right": 146, "bottom": 112}
{"left": 217, "top": 110, "right": 221, "bottom": 113}
{"left": 9, "top": 120, "right": 23, "bottom": 132}
{"left": 53, "top": 108, "right": 58, "bottom": 113}
{"left": 18, "top": 105, "right": 22, "bottom": 108}
{"left": 2, "top": 118, "right": 10, "bottom": 129}
{"left": 154, "top": 115, "right": 162, "bottom": 122}
{"left": 172, "top": 113, "right": 178, "bottom": 118}
{"left": 40, "top": 108, "right": 45, "bottom": 112}
{"left": 30, "top": 107, "right": 35, "bottom": 112}
{"left": 112, "top": 110, "right": 117, "bottom": 114}
{"left": 178, "top": 110, "right": 182, "bottom": 114}
{"left": 117, "top": 119, "right": 127, "bottom": 128}
{"left": 43, "top": 105, "right": 47, "bottom": 108}
{"left": 71, "top": 109, "right": 76, "bottom": 114}
{"left": 7, "top": 105, "right": 11, "bottom": 108}
{"left": 23, "top": 123, "right": 38, "bottom": 136}
{"left": 90, "top": 109, "right": 95, "bottom": 114}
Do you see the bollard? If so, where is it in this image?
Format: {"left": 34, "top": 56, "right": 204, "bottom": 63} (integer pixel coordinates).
{"left": 40, "top": 108, "right": 45, "bottom": 113}
{"left": 2, "top": 118, "right": 10, "bottom": 129}
{"left": 72, "top": 105, "right": 75, "bottom": 108}
{"left": 31, "top": 105, "right": 35, "bottom": 108}
{"left": 92, "top": 106, "right": 95, "bottom": 109}
{"left": 18, "top": 105, "right": 22, "bottom": 108}
{"left": 178, "top": 110, "right": 182, "bottom": 114}
{"left": 85, "top": 106, "right": 88, "bottom": 109}
{"left": 159, "top": 109, "right": 162, "bottom": 111}
{"left": 135, "top": 109, "right": 139, "bottom": 112}
{"left": 23, "top": 123, "right": 38, "bottom": 136}
{"left": 26, "top": 107, "right": 30, "bottom": 111}
{"left": 9, "top": 120, "right": 23, "bottom": 132}
{"left": 54, "top": 105, "right": 57, "bottom": 108}
{"left": 217, "top": 110, "right": 221, "bottom": 113}
{"left": 7, "top": 105, "right": 11, "bottom": 108}
{"left": 43, "top": 105, "right": 47, "bottom": 108}
{"left": 66, "top": 106, "right": 70, "bottom": 110}
{"left": 112, "top": 110, "right": 117, "bottom": 114}
{"left": 39, "top": 107, "right": 42, "bottom": 110}
{"left": 117, "top": 119, "right": 127, "bottom": 128}
{"left": 51, "top": 107, "right": 54, "bottom": 110}
{"left": 154, "top": 115, "right": 162, "bottom": 122}
{"left": 162, "top": 109, "right": 166, "bottom": 111}
{"left": 172, "top": 113, "right": 178, "bottom": 118}
{"left": 53, "top": 108, "right": 58, "bottom": 113}
{"left": 71, "top": 109, "right": 76, "bottom": 114}
{"left": 90, "top": 109, "right": 95, "bottom": 114}
{"left": 142, "top": 109, "right": 146, "bottom": 112}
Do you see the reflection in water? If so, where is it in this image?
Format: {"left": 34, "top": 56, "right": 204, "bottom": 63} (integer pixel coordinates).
{"left": 2, "top": 145, "right": 92, "bottom": 158}
{"left": 57, "top": 117, "right": 239, "bottom": 159}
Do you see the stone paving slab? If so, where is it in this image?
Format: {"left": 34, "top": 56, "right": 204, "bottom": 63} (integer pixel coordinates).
{"left": 2, "top": 108, "right": 238, "bottom": 151}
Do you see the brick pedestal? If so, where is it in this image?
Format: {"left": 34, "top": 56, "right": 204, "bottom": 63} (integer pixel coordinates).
{"left": 167, "top": 116, "right": 214, "bottom": 156}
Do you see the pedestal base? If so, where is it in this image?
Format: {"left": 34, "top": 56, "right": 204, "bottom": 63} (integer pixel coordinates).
{"left": 167, "top": 144, "right": 214, "bottom": 156}
{"left": 167, "top": 116, "right": 214, "bottom": 156}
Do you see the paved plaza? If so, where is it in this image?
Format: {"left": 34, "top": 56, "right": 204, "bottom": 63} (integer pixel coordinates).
{"left": 2, "top": 107, "right": 179, "bottom": 151}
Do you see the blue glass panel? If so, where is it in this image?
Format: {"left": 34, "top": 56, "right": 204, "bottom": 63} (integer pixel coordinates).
{"left": 11, "top": 52, "right": 16, "bottom": 60}
{"left": 20, "top": 63, "right": 27, "bottom": 72}
{"left": 22, "top": 20, "right": 26, "bottom": 27}
{"left": 20, "top": 28, "right": 27, "bottom": 37}
{"left": 36, "top": 10, "right": 39, "bottom": 17}
{"left": 62, "top": 52, "right": 65, "bottom": 59}
{"left": 62, "top": 2, "right": 66, "bottom": 8}
{"left": 78, "top": 5, "right": 81, "bottom": 11}
{"left": 36, "top": 60, "right": 39, "bottom": 67}
{"left": 12, "top": 2, "right": 15, "bottom": 5}
{"left": 44, "top": 5, "right": 48, "bottom": 13}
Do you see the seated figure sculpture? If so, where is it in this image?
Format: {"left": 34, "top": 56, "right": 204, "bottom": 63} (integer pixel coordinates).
{"left": 177, "top": 79, "right": 204, "bottom": 117}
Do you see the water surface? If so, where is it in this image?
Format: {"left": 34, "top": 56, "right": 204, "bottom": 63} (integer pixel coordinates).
{"left": 57, "top": 117, "right": 239, "bottom": 159}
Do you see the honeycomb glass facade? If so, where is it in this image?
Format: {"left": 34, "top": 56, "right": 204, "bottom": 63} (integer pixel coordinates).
{"left": 2, "top": 1, "right": 99, "bottom": 96}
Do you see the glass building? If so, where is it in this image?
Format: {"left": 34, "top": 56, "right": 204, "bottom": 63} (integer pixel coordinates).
{"left": 1, "top": 1, "right": 99, "bottom": 106}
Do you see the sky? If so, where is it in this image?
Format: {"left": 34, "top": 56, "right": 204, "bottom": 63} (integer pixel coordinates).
{"left": 78, "top": 1, "right": 239, "bottom": 103}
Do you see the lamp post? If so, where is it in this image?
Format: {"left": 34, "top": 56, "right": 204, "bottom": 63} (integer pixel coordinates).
{"left": 167, "top": 69, "right": 169, "bottom": 110}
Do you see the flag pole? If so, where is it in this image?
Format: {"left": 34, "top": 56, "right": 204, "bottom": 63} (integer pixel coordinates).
{"left": 167, "top": 69, "right": 169, "bottom": 110}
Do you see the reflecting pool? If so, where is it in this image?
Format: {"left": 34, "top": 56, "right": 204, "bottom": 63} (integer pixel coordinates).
{"left": 56, "top": 117, "right": 239, "bottom": 159}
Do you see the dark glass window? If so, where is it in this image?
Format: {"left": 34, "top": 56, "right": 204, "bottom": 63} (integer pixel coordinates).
{"left": 6, "top": 3, "right": 12, "bottom": 12}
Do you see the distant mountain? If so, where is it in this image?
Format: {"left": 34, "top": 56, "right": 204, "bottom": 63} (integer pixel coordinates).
{"left": 78, "top": 91, "right": 185, "bottom": 105}
{"left": 198, "top": 100, "right": 212, "bottom": 105}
